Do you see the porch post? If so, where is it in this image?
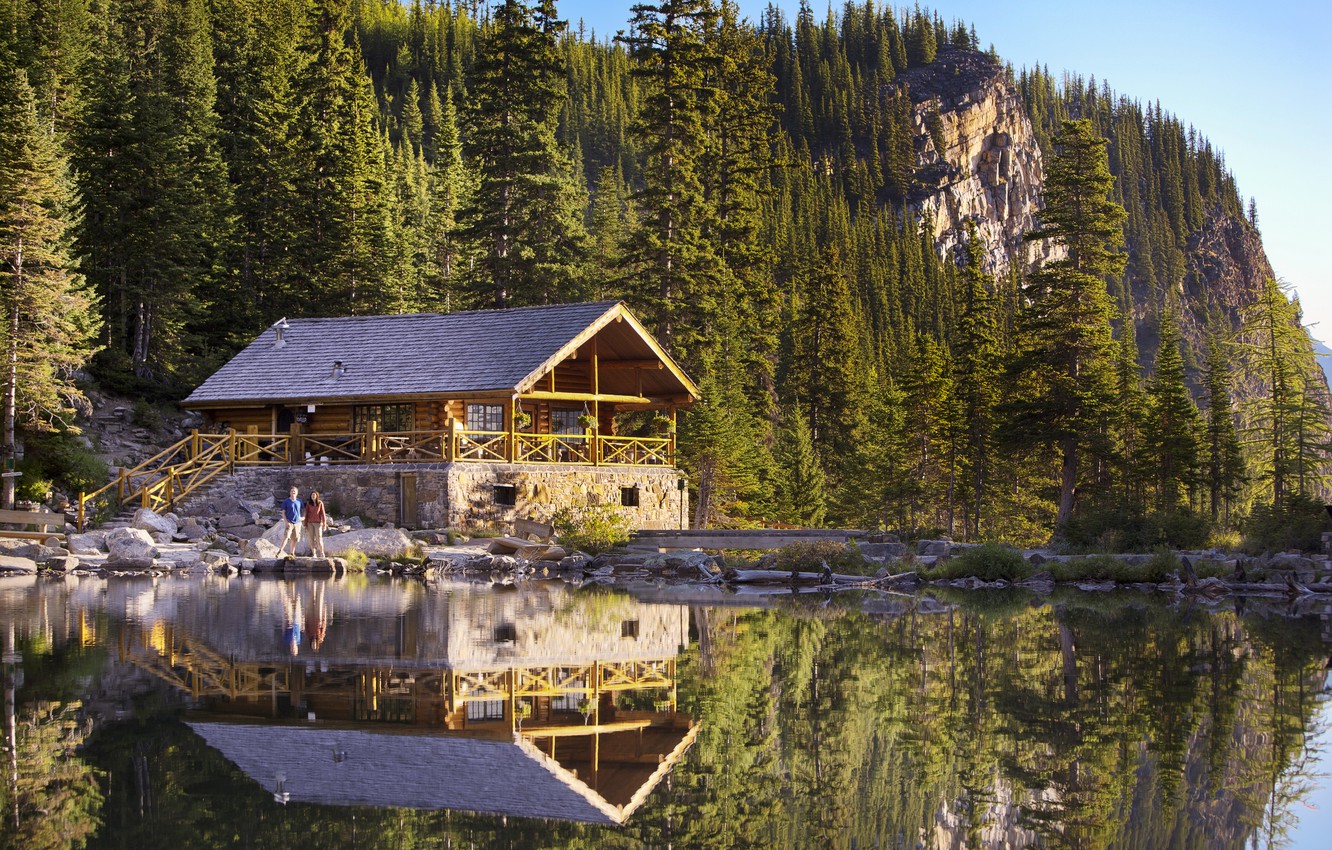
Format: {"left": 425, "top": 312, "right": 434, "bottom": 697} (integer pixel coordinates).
{"left": 592, "top": 337, "right": 600, "bottom": 466}
{"left": 507, "top": 396, "right": 516, "bottom": 463}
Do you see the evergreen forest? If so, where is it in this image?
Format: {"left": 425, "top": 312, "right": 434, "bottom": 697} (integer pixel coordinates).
{"left": 1, "top": 0, "right": 1327, "bottom": 548}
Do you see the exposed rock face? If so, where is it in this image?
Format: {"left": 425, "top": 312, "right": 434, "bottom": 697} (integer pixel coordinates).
{"left": 901, "top": 46, "right": 1057, "bottom": 276}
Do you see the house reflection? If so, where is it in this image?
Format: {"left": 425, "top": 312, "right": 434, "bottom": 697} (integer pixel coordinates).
{"left": 118, "top": 579, "right": 698, "bottom": 825}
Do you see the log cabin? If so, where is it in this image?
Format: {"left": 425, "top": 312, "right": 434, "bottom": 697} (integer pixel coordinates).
{"left": 173, "top": 301, "right": 700, "bottom": 530}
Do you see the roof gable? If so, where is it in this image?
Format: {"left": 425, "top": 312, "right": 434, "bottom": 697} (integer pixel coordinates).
{"left": 186, "top": 301, "right": 689, "bottom": 407}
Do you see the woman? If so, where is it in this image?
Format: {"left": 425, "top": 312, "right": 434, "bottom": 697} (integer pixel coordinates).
{"left": 305, "top": 490, "right": 329, "bottom": 558}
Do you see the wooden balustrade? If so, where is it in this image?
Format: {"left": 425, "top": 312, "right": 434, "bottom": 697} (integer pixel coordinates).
{"left": 78, "top": 426, "right": 676, "bottom": 529}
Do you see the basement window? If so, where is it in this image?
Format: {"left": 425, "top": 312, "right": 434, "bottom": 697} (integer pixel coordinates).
{"left": 620, "top": 485, "right": 640, "bottom": 507}
{"left": 493, "top": 623, "right": 517, "bottom": 643}
{"left": 493, "top": 484, "right": 517, "bottom": 506}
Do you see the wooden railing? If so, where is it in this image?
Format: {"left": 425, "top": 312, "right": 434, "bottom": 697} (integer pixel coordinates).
{"left": 78, "top": 427, "right": 676, "bottom": 529}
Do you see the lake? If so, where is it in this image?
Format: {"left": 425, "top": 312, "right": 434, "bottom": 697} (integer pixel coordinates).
{"left": 2, "top": 573, "right": 1330, "bottom": 849}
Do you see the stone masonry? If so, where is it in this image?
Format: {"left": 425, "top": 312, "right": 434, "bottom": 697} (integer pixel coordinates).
{"left": 177, "top": 462, "right": 683, "bottom": 531}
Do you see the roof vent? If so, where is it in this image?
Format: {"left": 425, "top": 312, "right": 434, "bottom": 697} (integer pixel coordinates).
{"left": 332, "top": 360, "right": 346, "bottom": 379}
{"left": 272, "top": 317, "right": 290, "bottom": 348}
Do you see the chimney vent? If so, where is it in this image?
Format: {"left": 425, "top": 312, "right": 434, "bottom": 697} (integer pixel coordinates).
{"left": 272, "top": 318, "right": 290, "bottom": 348}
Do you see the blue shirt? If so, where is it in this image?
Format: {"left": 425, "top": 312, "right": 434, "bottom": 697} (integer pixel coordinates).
{"left": 281, "top": 497, "right": 304, "bottom": 523}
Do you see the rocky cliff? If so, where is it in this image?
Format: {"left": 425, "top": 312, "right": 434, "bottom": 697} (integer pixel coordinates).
{"left": 900, "top": 46, "right": 1057, "bottom": 276}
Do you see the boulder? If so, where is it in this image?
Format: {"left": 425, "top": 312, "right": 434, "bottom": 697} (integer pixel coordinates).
{"left": 917, "top": 540, "right": 950, "bottom": 557}
{"left": 177, "top": 518, "right": 210, "bottom": 541}
{"left": 42, "top": 556, "right": 79, "bottom": 572}
{"left": 106, "top": 528, "right": 158, "bottom": 564}
{"left": 218, "top": 513, "right": 257, "bottom": 529}
{"left": 200, "top": 550, "right": 231, "bottom": 568}
{"left": 261, "top": 521, "right": 309, "bottom": 556}
{"left": 68, "top": 531, "right": 108, "bottom": 555}
{"left": 322, "top": 527, "right": 414, "bottom": 559}
{"left": 859, "top": 542, "right": 909, "bottom": 559}
{"left": 240, "top": 538, "right": 282, "bottom": 560}
{"left": 0, "top": 555, "right": 38, "bottom": 574}
{"left": 228, "top": 525, "right": 267, "bottom": 540}
{"left": 132, "top": 507, "right": 178, "bottom": 538}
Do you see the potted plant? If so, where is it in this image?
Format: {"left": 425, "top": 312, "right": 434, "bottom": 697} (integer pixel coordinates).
{"left": 513, "top": 410, "right": 532, "bottom": 430}
{"left": 577, "top": 413, "right": 597, "bottom": 431}
{"left": 650, "top": 414, "right": 674, "bottom": 436}
{"left": 578, "top": 697, "right": 594, "bottom": 723}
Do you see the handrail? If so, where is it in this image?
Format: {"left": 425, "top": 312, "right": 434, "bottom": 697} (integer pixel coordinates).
{"left": 78, "top": 426, "right": 678, "bottom": 529}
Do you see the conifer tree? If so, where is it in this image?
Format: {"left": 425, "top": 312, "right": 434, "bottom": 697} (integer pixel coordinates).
{"left": 951, "top": 226, "right": 1000, "bottom": 539}
{"left": 1201, "top": 334, "right": 1243, "bottom": 523}
{"left": 1142, "top": 308, "right": 1202, "bottom": 510}
{"left": 74, "top": 0, "right": 232, "bottom": 382}
{"left": 0, "top": 56, "right": 99, "bottom": 508}
{"left": 460, "top": 0, "right": 585, "bottom": 308}
{"left": 773, "top": 407, "right": 827, "bottom": 527}
{"left": 1003, "top": 118, "right": 1125, "bottom": 527}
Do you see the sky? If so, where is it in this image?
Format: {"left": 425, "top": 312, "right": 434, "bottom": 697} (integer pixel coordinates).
{"left": 559, "top": 0, "right": 1332, "bottom": 340}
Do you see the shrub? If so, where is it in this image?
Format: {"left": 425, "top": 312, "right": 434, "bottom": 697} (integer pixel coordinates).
{"left": 1047, "top": 555, "right": 1123, "bottom": 582}
{"left": 342, "top": 548, "right": 369, "bottom": 572}
{"left": 552, "top": 504, "right": 632, "bottom": 555}
{"left": 16, "top": 429, "right": 109, "bottom": 502}
{"left": 772, "top": 540, "right": 869, "bottom": 575}
{"left": 1059, "top": 504, "right": 1211, "bottom": 552}
{"left": 132, "top": 399, "right": 165, "bottom": 430}
{"left": 1242, "top": 494, "right": 1331, "bottom": 554}
{"left": 930, "top": 543, "right": 1030, "bottom": 582}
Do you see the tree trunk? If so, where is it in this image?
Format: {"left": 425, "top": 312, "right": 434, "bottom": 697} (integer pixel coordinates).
{"left": 1056, "top": 435, "right": 1077, "bottom": 527}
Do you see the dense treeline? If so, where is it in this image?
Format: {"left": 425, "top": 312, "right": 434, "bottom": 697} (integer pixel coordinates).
{"left": 0, "top": 0, "right": 1326, "bottom": 545}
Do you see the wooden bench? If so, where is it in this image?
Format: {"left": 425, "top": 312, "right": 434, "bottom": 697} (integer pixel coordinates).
{"left": 0, "top": 509, "right": 66, "bottom": 541}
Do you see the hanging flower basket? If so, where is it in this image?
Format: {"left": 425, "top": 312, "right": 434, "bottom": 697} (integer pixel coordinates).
{"left": 650, "top": 414, "right": 674, "bottom": 436}
{"left": 577, "top": 413, "right": 597, "bottom": 431}
{"left": 514, "top": 411, "right": 532, "bottom": 430}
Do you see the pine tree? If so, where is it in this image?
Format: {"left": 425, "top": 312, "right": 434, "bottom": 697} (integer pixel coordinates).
{"left": 951, "top": 226, "right": 1000, "bottom": 539}
{"left": 617, "top": 0, "right": 722, "bottom": 368}
{"left": 74, "top": 0, "right": 232, "bottom": 382}
{"left": 459, "top": 0, "right": 585, "bottom": 308}
{"left": 773, "top": 407, "right": 827, "bottom": 526}
{"left": 1003, "top": 118, "right": 1125, "bottom": 527}
{"left": 1201, "top": 334, "right": 1243, "bottom": 523}
{"left": 0, "top": 55, "right": 99, "bottom": 508}
{"left": 1142, "top": 308, "right": 1202, "bottom": 510}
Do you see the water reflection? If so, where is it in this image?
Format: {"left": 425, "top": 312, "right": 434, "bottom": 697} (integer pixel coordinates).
{"left": 1, "top": 575, "right": 1330, "bottom": 849}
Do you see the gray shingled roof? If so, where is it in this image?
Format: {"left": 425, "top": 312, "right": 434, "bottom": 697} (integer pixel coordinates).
{"left": 188, "top": 722, "right": 627, "bottom": 824}
{"left": 184, "top": 301, "right": 624, "bottom": 406}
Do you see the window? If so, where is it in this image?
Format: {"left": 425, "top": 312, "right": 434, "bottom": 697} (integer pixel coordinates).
{"left": 466, "top": 403, "right": 505, "bottom": 432}
{"left": 621, "top": 486, "right": 640, "bottom": 507}
{"left": 493, "top": 484, "right": 517, "bottom": 506}
{"left": 551, "top": 409, "right": 581, "bottom": 435}
{"left": 353, "top": 403, "right": 414, "bottom": 433}
{"left": 493, "top": 623, "right": 517, "bottom": 643}
{"left": 620, "top": 620, "right": 640, "bottom": 639}
{"left": 467, "top": 700, "right": 505, "bottom": 721}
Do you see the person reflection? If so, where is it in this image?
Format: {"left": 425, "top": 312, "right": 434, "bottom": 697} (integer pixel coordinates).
{"left": 308, "top": 583, "right": 329, "bottom": 651}
{"left": 282, "top": 585, "right": 304, "bottom": 656}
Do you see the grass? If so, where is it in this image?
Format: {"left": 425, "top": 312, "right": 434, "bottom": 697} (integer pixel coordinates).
{"left": 927, "top": 544, "right": 1030, "bottom": 582}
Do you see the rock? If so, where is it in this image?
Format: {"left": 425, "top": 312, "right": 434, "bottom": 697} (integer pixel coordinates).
{"left": 240, "top": 538, "right": 282, "bottom": 560}
{"left": 859, "top": 542, "right": 909, "bottom": 559}
{"left": 0, "top": 555, "right": 38, "bottom": 574}
{"left": 917, "top": 540, "right": 951, "bottom": 557}
{"left": 106, "top": 529, "right": 159, "bottom": 566}
{"left": 177, "top": 518, "right": 209, "bottom": 541}
{"left": 261, "top": 522, "right": 309, "bottom": 556}
{"left": 67, "top": 531, "right": 108, "bottom": 555}
{"left": 228, "top": 524, "right": 266, "bottom": 540}
{"left": 344, "top": 516, "right": 365, "bottom": 531}
{"left": 323, "top": 527, "right": 414, "bottom": 559}
{"left": 200, "top": 550, "right": 231, "bottom": 568}
{"left": 42, "top": 556, "right": 79, "bottom": 572}
{"left": 132, "top": 507, "right": 178, "bottom": 538}
{"left": 218, "top": 513, "right": 256, "bottom": 529}
{"left": 151, "top": 532, "right": 174, "bottom": 545}
{"left": 244, "top": 496, "right": 276, "bottom": 512}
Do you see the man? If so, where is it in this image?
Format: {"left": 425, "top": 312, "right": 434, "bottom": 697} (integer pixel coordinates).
{"left": 278, "top": 486, "right": 304, "bottom": 557}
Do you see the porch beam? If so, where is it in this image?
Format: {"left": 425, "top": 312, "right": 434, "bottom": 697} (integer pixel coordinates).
{"left": 518, "top": 390, "right": 656, "bottom": 405}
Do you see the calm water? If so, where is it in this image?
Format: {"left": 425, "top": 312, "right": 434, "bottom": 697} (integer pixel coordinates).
{"left": 2, "top": 573, "right": 1330, "bottom": 850}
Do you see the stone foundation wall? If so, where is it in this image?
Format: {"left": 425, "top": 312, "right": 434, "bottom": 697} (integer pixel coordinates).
{"left": 178, "top": 463, "right": 683, "bottom": 531}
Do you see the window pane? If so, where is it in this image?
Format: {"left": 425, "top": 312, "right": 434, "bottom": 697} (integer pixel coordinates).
{"left": 551, "top": 409, "right": 580, "bottom": 434}
{"left": 466, "top": 403, "right": 504, "bottom": 431}
{"left": 353, "top": 404, "right": 414, "bottom": 432}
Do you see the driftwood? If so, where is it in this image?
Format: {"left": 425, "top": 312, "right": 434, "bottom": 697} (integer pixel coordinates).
{"left": 726, "top": 567, "right": 877, "bottom": 586}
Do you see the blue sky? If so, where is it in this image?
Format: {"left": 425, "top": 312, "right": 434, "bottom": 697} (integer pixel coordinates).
{"left": 559, "top": 0, "right": 1332, "bottom": 340}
